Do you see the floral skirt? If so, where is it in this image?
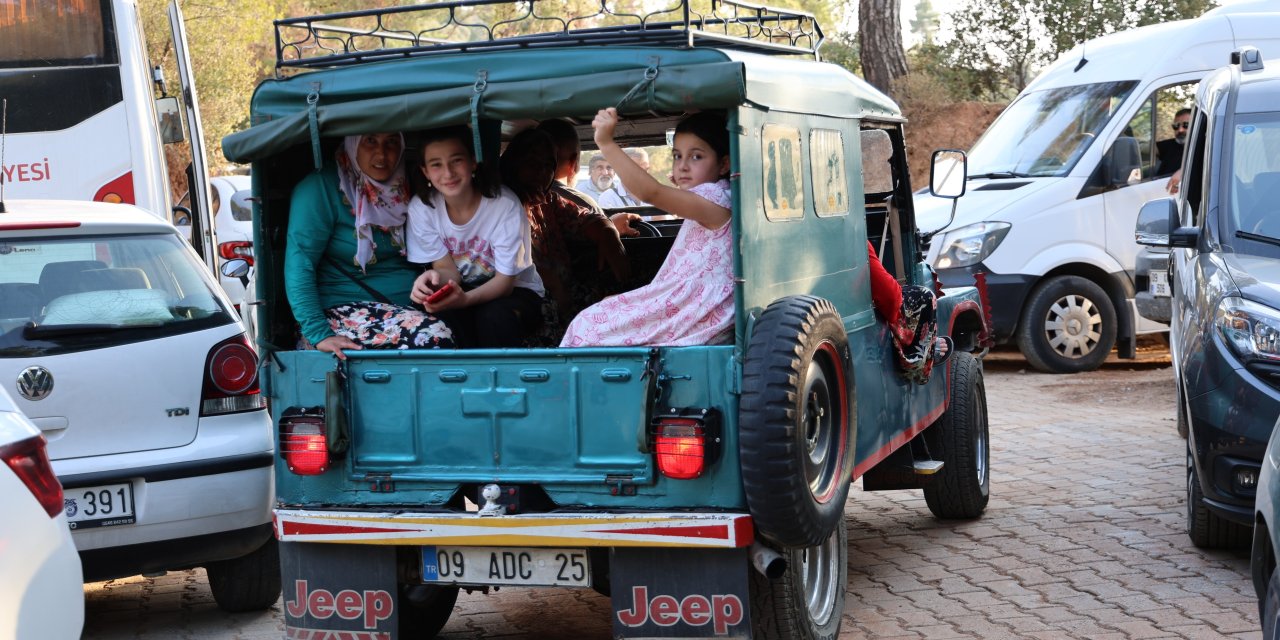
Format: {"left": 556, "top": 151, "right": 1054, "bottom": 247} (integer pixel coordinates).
{"left": 306, "top": 301, "right": 455, "bottom": 350}
{"left": 891, "top": 285, "right": 939, "bottom": 385}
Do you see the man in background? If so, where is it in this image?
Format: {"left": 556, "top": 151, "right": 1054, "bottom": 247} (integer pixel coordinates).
{"left": 1156, "top": 108, "right": 1191, "bottom": 179}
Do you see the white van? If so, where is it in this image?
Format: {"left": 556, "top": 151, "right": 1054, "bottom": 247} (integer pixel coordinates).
{"left": 913, "top": 5, "right": 1280, "bottom": 373}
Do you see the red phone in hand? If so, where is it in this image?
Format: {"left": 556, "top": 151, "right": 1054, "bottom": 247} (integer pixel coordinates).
{"left": 425, "top": 282, "right": 456, "bottom": 305}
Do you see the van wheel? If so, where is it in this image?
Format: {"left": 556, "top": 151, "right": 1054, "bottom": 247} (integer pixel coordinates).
{"left": 1016, "top": 275, "right": 1116, "bottom": 373}
{"left": 205, "top": 538, "right": 282, "bottom": 613}
{"left": 749, "top": 520, "right": 847, "bottom": 640}
{"left": 399, "top": 583, "right": 458, "bottom": 638}
{"left": 923, "top": 352, "right": 990, "bottom": 519}
{"left": 740, "top": 295, "right": 855, "bottom": 549}
{"left": 1186, "top": 442, "right": 1250, "bottom": 549}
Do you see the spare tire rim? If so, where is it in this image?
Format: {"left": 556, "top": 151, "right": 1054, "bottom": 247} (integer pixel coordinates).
{"left": 803, "top": 342, "right": 846, "bottom": 502}
{"left": 801, "top": 527, "right": 840, "bottom": 625}
{"left": 1043, "top": 293, "right": 1103, "bottom": 359}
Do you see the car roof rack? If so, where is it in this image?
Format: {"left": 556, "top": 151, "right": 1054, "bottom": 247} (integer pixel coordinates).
{"left": 274, "top": 0, "right": 824, "bottom": 70}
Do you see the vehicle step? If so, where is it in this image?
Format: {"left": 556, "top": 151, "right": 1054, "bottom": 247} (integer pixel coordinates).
{"left": 913, "top": 460, "right": 944, "bottom": 475}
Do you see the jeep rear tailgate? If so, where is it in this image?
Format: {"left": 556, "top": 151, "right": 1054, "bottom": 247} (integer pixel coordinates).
{"left": 343, "top": 348, "right": 657, "bottom": 484}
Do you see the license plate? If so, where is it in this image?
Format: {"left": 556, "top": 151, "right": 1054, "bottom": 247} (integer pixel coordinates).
{"left": 1149, "top": 270, "right": 1171, "bottom": 297}
{"left": 64, "top": 483, "right": 136, "bottom": 530}
{"left": 422, "top": 546, "right": 590, "bottom": 587}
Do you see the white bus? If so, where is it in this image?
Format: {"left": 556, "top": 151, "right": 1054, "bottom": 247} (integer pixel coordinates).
{"left": 0, "top": 0, "right": 217, "bottom": 269}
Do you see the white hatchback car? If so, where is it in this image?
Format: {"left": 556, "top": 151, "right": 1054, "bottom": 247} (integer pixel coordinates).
{"left": 0, "top": 200, "right": 278, "bottom": 612}
{"left": 210, "top": 174, "right": 254, "bottom": 311}
{"left": 0, "top": 384, "right": 83, "bottom": 640}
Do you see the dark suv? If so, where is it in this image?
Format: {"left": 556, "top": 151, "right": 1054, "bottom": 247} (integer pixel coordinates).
{"left": 1136, "top": 46, "right": 1280, "bottom": 550}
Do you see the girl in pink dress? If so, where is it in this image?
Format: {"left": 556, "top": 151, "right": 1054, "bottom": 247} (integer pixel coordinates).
{"left": 561, "top": 110, "right": 735, "bottom": 347}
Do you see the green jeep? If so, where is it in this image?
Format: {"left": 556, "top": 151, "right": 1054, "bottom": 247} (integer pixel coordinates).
{"left": 222, "top": 2, "right": 992, "bottom": 638}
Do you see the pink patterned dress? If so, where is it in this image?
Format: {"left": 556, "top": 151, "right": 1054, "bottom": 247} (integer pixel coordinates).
{"left": 560, "top": 180, "right": 734, "bottom": 347}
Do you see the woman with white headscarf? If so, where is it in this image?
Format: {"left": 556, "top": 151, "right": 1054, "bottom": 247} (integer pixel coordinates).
{"left": 285, "top": 133, "right": 455, "bottom": 359}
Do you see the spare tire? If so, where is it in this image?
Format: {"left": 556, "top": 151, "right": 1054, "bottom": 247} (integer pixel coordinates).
{"left": 740, "top": 295, "right": 855, "bottom": 549}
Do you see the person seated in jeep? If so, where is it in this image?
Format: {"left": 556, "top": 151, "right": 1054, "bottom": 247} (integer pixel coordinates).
{"left": 868, "top": 241, "right": 950, "bottom": 383}
{"left": 561, "top": 110, "right": 735, "bottom": 347}
{"left": 285, "top": 132, "right": 456, "bottom": 360}
{"left": 499, "top": 127, "right": 629, "bottom": 346}
{"left": 407, "top": 125, "right": 546, "bottom": 348}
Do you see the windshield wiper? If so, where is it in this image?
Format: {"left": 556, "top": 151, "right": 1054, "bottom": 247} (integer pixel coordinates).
{"left": 23, "top": 322, "right": 163, "bottom": 339}
{"left": 969, "top": 171, "right": 1033, "bottom": 180}
{"left": 1236, "top": 230, "right": 1280, "bottom": 248}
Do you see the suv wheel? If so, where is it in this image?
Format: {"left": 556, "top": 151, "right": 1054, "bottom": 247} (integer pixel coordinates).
{"left": 1016, "top": 275, "right": 1117, "bottom": 373}
{"left": 740, "top": 296, "right": 855, "bottom": 549}
{"left": 923, "top": 352, "right": 990, "bottom": 519}
{"left": 1186, "top": 442, "right": 1250, "bottom": 549}
{"left": 205, "top": 538, "right": 282, "bottom": 612}
{"left": 749, "top": 521, "right": 847, "bottom": 640}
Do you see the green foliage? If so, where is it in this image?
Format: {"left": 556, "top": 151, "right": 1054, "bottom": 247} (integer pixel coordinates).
{"left": 909, "top": 0, "right": 939, "bottom": 45}
{"left": 924, "top": 0, "right": 1218, "bottom": 101}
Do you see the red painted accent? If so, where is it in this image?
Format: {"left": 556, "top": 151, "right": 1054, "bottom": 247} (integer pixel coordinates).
{"left": 281, "top": 520, "right": 405, "bottom": 537}
{"left": 972, "top": 272, "right": 996, "bottom": 348}
{"left": 93, "top": 172, "right": 135, "bottom": 204}
{"left": 812, "top": 339, "right": 850, "bottom": 503}
{"left": 733, "top": 516, "right": 755, "bottom": 547}
{"left": 0, "top": 221, "right": 81, "bottom": 230}
{"left": 592, "top": 524, "right": 729, "bottom": 540}
{"left": 851, "top": 401, "right": 947, "bottom": 480}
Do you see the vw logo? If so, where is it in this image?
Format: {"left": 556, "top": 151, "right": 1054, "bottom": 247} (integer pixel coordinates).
{"left": 17, "top": 366, "right": 54, "bottom": 401}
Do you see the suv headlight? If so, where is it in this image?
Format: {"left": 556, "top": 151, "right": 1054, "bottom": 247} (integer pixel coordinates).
{"left": 934, "top": 222, "right": 1011, "bottom": 269}
{"left": 1215, "top": 297, "right": 1280, "bottom": 362}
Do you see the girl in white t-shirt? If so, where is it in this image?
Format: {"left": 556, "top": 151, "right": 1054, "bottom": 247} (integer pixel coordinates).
{"left": 407, "top": 126, "right": 545, "bottom": 348}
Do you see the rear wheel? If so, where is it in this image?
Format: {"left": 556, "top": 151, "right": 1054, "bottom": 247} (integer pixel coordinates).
{"left": 923, "top": 352, "right": 990, "bottom": 519}
{"left": 740, "top": 296, "right": 855, "bottom": 549}
{"left": 399, "top": 583, "right": 458, "bottom": 639}
{"left": 1016, "top": 275, "right": 1117, "bottom": 373}
{"left": 205, "top": 538, "right": 282, "bottom": 613}
{"left": 749, "top": 520, "right": 847, "bottom": 640}
{"left": 1186, "top": 442, "right": 1251, "bottom": 549}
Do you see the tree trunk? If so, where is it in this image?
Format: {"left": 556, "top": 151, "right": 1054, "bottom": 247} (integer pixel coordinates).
{"left": 857, "top": 0, "right": 908, "bottom": 97}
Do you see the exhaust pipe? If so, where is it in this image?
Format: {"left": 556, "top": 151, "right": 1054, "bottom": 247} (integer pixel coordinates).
{"left": 750, "top": 541, "right": 786, "bottom": 580}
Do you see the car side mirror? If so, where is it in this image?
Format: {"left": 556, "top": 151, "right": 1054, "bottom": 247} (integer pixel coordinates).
{"left": 1135, "top": 197, "right": 1198, "bottom": 248}
{"left": 155, "top": 96, "right": 185, "bottom": 144}
{"left": 930, "top": 149, "right": 967, "bottom": 199}
{"left": 220, "top": 258, "right": 251, "bottom": 279}
{"left": 1108, "top": 136, "right": 1141, "bottom": 186}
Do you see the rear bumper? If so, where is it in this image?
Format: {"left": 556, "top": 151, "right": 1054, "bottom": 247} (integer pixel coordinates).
{"left": 80, "top": 522, "right": 274, "bottom": 582}
{"left": 274, "top": 509, "right": 754, "bottom": 548}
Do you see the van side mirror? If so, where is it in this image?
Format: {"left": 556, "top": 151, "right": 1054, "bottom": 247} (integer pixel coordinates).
{"left": 1108, "top": 136, "right": 1141, "bottom": 186}
{"left": 1135, "top": 197, "right": 1197, "bottom": 248}
{"left": 220, "top": 258, "right": 251, "bottom": 279}
{"left": 930, "top": 149, "right": 967, "bottom": 199}
{"left": 155, "top": 96, "right": 185, "bottom": 144}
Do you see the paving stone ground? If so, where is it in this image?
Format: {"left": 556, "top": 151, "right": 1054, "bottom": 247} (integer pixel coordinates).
{"left": 83, "top": 349, "right": 1261, "bottom": 639}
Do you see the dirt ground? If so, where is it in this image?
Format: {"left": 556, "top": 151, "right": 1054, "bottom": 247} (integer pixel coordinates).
{"left": 903, "top": 101, "right": 1006, "bottom": 189}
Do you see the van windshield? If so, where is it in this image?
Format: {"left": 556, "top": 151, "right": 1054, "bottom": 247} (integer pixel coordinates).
{"left": 967, "top": 81, "right": 1138, "bottom": 178}
{"left": 1226, "top": 112, "right": 1280, "bottom": 256}
{"left": 0, "top": 232, "right": 235, "bottom": 356}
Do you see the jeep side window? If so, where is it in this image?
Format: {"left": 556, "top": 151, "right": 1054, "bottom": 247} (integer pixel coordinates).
{"left": 810, "top": 129, "right": 849, "bottom": 218}
{"left": 761, "top": 124, "right": 805, "bottom": 220}
{"left": 1116, "top": 82, "right": 1196, "bottom": 183}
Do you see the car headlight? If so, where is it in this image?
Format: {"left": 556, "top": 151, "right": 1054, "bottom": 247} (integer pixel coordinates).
{"left": 933, "top": 222, "right": 1011, "bottom": 269}
{"left": 1215, "top": 297, "right": 1280, "bottom": 362}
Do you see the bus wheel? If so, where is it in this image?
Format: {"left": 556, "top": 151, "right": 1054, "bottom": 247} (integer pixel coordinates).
{"left": 399, "top": 583, "right": 458, "bottom": 638}
{"left": 1016, "top": 275, "right": 1117, "bottom": 373}
{"left": 740, "top": 295, "right": 854, "bottom": 549}
{"left": 923, "top": 352, "right": 990, "bottom": 519}
{"left": 749, "top": 520, "right": 847, "bottom": 640}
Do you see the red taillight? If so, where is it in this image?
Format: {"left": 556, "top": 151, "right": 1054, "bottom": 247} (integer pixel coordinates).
{"left": 201, "top": 334, "right": 265, "bottom": 416}
{"left": 281, "top": 417, "right": 329, "bottom": 475}
{"left": 93, "top": 172, "right": 135, "bottom": 205}
{"left": 219, "top": 241, "right": 255, "bottom": 266}
{"left": 1, "top": 435, "right": 64, "bottom": 518}
{"left": 655, "top": 418, "right": 706, "bottom": 480}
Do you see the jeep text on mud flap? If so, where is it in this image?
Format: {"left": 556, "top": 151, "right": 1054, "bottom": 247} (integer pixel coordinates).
{"left": 223, "top": 2, "right": 994, "bottom": 638}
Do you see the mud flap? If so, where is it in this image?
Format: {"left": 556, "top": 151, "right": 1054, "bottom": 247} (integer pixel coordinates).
{"left": 611, "top": 547, "right": 752, "bottom": 639}
{"left": 281, "top": 542, "right": 398, "bottom": 639}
